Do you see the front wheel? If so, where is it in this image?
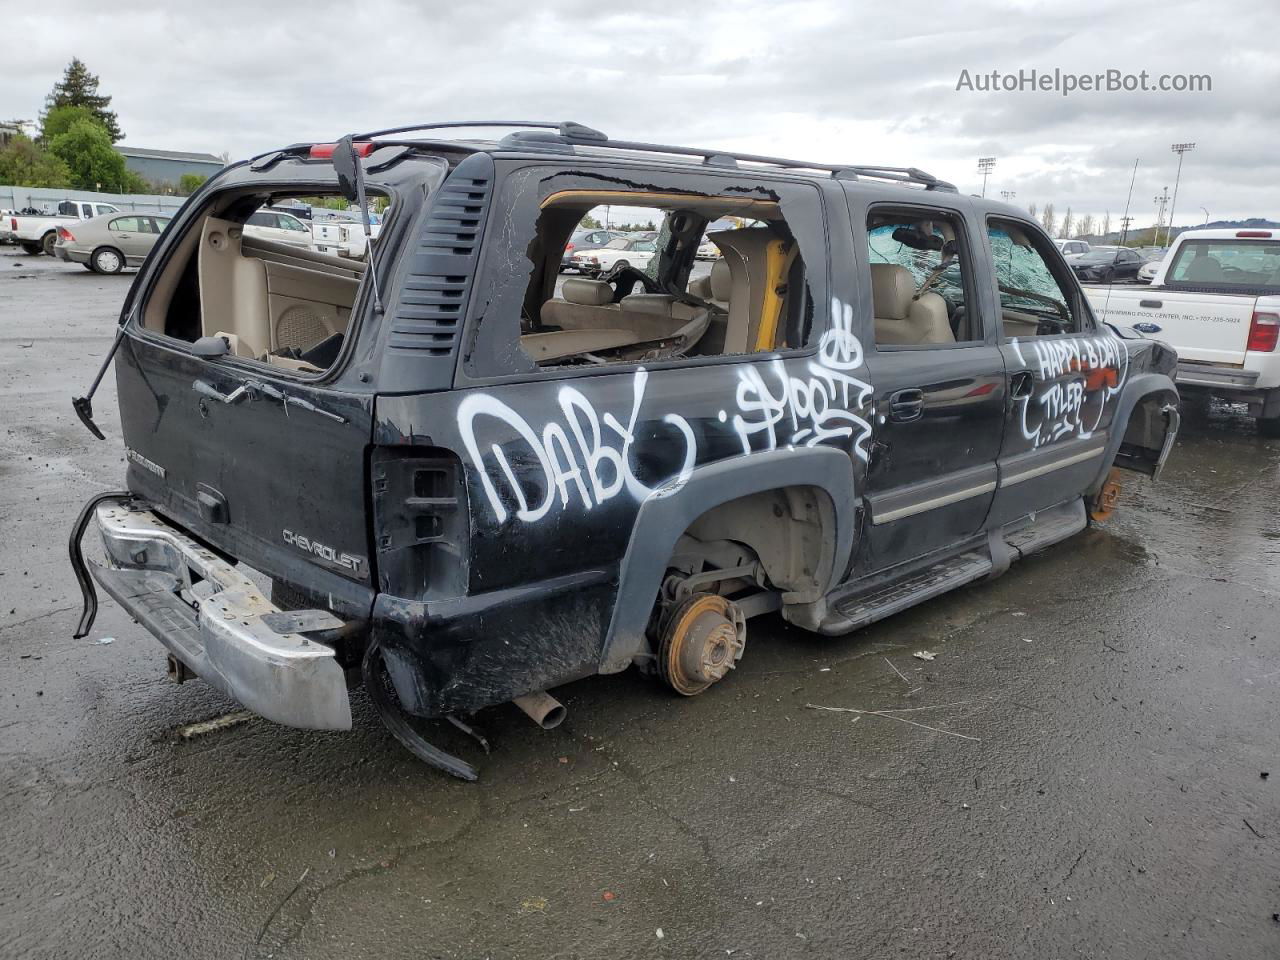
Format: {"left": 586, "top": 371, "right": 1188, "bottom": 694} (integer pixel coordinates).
{"left": 91, "top": 247, "right": 124, "bottom": 274}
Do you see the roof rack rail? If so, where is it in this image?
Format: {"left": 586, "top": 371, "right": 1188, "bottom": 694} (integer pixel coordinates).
{"left": 342, "top": 119, "right": 956, "bottom": 192}
{"left": 550, "top": 134, "right": 957, "bottom": 192}
{"left": 351, "top": 119, "right": 608, "bottom": 142}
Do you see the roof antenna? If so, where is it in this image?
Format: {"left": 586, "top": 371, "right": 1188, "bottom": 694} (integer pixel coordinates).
{"left": 333, "top": 135, "right": 384, "bottom": 315}
{"left": 1101, "top": 157, "right": 1139, "bottom": 326}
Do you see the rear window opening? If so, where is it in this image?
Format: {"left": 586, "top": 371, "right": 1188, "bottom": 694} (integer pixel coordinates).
{"left": 520, "top": 191, "right": 812, "bottom": 367}
{"left": 141, "top": 190, "right": 389, "bottom": 375}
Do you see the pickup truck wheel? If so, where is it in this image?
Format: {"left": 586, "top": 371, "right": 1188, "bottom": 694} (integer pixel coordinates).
{"left": 658, "top": 593, "right": 746, "bottom": 696}
{"left": 41, "top": 231, "right": 57, "bottom": 257}
{"left": 1257, "top": 415, "right": 1280, "bottom": 438}
{"left": 20, "top": 241, "right": 41, "bottom": 256}
{"left": 91, "top": 247, "right": 124, "bottom": 274}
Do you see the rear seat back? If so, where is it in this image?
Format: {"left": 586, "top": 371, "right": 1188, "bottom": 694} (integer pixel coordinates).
{"left": 540, "top": 277, "right": 619, "bottom": 330}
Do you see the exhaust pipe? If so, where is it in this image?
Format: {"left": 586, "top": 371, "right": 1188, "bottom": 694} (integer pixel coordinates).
{"left": 513, "top": 691, "right": 566, "bottom": 730}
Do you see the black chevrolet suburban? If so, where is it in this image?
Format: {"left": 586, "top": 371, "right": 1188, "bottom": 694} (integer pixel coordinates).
{"left": 69, "top": 121, "right": 1180, "bottom": 779}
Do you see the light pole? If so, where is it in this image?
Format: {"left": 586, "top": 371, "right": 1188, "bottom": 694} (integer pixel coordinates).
{"left": 1153, "top": 187, "right": 1169, "bottom": 239}
{"left": 1165, "top": 142, "right": 1195, "bottom": 247}
{"left": 1000, "top": 189, "right": 1016, "bottom": 202}
{"left": 977, "top": 157, "right": 996, "bottom": 198}
{"left": 1201, "top": 207, "right": 1210, "bottom": 225}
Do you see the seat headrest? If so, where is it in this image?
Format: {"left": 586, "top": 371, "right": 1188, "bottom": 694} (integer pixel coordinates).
{"left": 562, "top": 277, "right": 614, "bottom": 306}
{"left": 870, "top": 264, "right": 915, "bottom": 320}
{"left": 709, "top": 258, "right": 732, "bottom": 301}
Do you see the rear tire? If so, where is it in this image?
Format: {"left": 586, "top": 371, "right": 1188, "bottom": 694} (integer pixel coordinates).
{"left": 41, "top": 231, "right": 57, "bottom": 257}
{"left": 91, "top": 246, "right": 124, "bottom": 274}
{"left": 1257, "top": 415, "right": 1280, "bottom": 438}
{"left": 20, "top": 241, "right": 40, "bottom": 256}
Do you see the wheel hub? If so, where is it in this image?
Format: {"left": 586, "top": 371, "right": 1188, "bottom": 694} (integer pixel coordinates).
{"left": 658, "top": 593, "right": 746, "bottom": 696}
{"left": 1090, "top": 467, "right": 1123, "bottom": 522}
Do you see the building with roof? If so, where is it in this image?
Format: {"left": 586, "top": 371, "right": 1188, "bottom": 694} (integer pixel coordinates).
{"left": 117, "top": 146, "right": 224, "bottom": 188}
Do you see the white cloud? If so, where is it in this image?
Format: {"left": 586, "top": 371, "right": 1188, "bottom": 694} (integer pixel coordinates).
{"left": 3, "top": 0, "right": 1277, "bottom": 226}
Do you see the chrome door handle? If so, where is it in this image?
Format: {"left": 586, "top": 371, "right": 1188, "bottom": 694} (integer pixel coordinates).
{"left": 889, "top": 388, "right": 924, "bottom": 422}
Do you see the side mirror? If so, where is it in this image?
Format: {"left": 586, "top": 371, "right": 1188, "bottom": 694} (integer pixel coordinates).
{"left": 192, "top": 335, "right": 230, "bottom": 358}
{"left": 332, "top": 135, "right": 360, "bottom": 203}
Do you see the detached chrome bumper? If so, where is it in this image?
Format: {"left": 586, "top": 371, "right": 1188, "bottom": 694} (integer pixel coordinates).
{"left": 75, "top": 498, "right": 352, "bottom": 730}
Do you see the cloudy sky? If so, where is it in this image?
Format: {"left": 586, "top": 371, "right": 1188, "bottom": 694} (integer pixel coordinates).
{"left": 5, "top": 0, "right": 1277, "bottom": 227}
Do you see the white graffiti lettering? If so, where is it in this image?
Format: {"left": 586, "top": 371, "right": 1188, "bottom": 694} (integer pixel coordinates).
{"left": 457, "top": 369, "right": 696, "bottom": 524}
{"left": 729, "top": 297, "right": 874, "bottom": 460}
{"left": 1015, "top": 334, "right": 1129, "bottom": 448}
{"left": 459, "top": 298, "right": 873, "bottom": 524}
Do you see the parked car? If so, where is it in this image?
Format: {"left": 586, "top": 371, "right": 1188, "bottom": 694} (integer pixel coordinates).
{"left": 242, "top": 208, "right": 313, "bottom": 248}
{"left": 69, "top": 120, "right": 1180, "bottom": 781}
{"left": 1086, "top": 227, "right": 1280, "bottom": 434}
{"left": 0, "top": 209, "right": 18, "bottom": 245}
{"left": 1055, "top": 238, "right": 1091, "bottom": 257}
{"left": 560, "top": 227, "right": 625, "bottom": 271}
{"left": 10, "top": 199, "right": 122, "bottom": 256}
{"left": 696, "top": 236, "right": 719, "bottom": 260}
{"left": 1137, "top": 256, "right": 1163, "bottom": 283}
{"left": 1069, "top": 247, "right": 1144, "bottom": 283}
{"left": 569, "top": 236, "right": 657, "bottom": 277}
{"left": 52, "top": 212, "right": 173, "bottom": 273}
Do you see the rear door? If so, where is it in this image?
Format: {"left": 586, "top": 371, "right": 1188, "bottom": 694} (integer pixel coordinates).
{"left": 107, "top": 216, "right": 150, "bottom": 262}
{"left": 983, "top": 216, "right": 1126, "bottom": 525}
{"left": 114, "top": 193, "right": 396, "bottom": 617}
{"left": 851, "top": 197, "right": 1007, "bottom": 572}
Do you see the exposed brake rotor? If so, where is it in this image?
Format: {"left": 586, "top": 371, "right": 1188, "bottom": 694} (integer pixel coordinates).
{"left": 658, "top": 593, "right": 746, "bottom": 696}
{"left": 1089, "top": 467, "right": 1123, "bottom": 522}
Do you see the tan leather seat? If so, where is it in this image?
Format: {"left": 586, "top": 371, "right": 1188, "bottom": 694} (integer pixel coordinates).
{"left": 871, "top": 263, "right": 955, "bottom": 345}
{"left": 689, "top": 258, "right": 732, "bottom": 310}
{"left": 540, "top": 278, "right": 619, "bottom": 329}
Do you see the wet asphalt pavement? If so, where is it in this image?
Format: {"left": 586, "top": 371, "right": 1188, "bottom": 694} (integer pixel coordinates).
{"left": 1, "top": 247, "right": 1277, "bottom": 960}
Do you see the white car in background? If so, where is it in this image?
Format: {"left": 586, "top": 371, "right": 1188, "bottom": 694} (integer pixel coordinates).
{"left": 569, "top": 236, "right": 656, "bottom": 277}
{"left": 242, "top": 209, "right": 312, "bottom": 248}
{"left": 696, "top": 237, "right": 719, "bottom": 260}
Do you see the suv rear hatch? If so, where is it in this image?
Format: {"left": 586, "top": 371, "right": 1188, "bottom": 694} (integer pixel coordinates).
{"left": 106, "top": 149, "right": 449, "bottom": 620}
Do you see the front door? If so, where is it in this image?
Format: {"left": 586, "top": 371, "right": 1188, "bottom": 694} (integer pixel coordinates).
{"left": 854, "top": 202, "right": 1006, "bottom": 573}
{"left": 982, "top": 217, "right": 1127, "bottom": 525}
{"left": 109, "top": 215, "right": 151, "bottom": 263}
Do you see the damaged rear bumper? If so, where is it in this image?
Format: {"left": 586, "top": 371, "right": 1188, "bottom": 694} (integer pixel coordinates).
{"left": 72, "top": 497, "right": 352, "bottom": 730}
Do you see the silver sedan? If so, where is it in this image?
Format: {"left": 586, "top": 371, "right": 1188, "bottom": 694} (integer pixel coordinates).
{"left": 53, "top": 211, "right": 173, "bottom": 273}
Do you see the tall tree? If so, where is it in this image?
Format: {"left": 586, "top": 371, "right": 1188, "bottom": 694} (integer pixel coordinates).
{"left": 1041, "top": 203, "right": 1056, "bottom": 237}
{"left": 1078, "top": 214, "right": 1095, "bottom": 236}
{"left": 1101, "top": 211, "right": 1112, "bottom": 238}
{"left": 1059, "top": 207, "right": 1074, "bottom": 239}
{"left": 1027, "top": 202, "right": 1038, "bottom": 220}
{"left": 42, "top": 58, "right": 123, "bottom": 142}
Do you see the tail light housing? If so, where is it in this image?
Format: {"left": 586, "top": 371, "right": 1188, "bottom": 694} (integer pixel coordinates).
{"left": 57, "top": 226, "right": 75, "bottom": 242}
{"left": 1247, "top": 311, "right": 1280, "bottom": 352}
{"left": 9, "top": 217, "right": 15, "bottom": 231}
{"left": 565, "top": 242, "right": 575, "bottom": 253}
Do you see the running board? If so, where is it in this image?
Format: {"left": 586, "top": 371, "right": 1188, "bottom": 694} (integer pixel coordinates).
{"left": 814, "top": 498, "right": 1086, "bottom": 636}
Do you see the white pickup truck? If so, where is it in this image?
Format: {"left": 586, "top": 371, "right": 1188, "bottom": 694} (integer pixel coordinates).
{"left": 1086, "top": 228, "right": 1280, "bottom": 434}
{"left": 10, "top": 199, "right": 122, "bottom": 256}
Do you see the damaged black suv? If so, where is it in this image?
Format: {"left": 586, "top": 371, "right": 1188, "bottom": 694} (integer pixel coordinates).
{"left": 69, "top": 121, "right": 1180, "bottom": 779}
